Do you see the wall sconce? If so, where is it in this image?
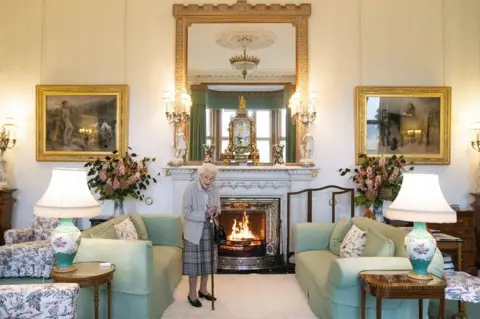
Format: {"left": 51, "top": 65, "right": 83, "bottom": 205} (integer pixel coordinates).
{"left": 163, "top": 91, "right": 192, "bottom": 166}
{"left": 164, "top": 91, "right": 192, "bottom": 127}
{"left": 0, "top": 117, "right": 18, "bottom": 189}
{"left": 288, "top": 92, "right": 317, "bottom": 167}
{"left": 469, "top": 122, "right": 480, "bottom": 192}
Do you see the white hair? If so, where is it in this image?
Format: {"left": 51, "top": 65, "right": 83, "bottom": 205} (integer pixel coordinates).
{"left": 198, "top": 163, "right": 219, "bottom": 176}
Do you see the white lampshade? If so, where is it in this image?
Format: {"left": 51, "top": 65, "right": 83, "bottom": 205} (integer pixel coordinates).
{"left": 385, "top": 173, "right": 456, "bottom": 223}
{"left": 35, "top": 168, "right": 100, "bottom": 218}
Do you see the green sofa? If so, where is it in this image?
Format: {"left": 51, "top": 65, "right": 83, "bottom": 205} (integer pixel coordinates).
{"left": 294, "top": 216, "right": 444, "bottom": 319}
{"left": 75, "top": 214, "right": 183, "bottom": 319}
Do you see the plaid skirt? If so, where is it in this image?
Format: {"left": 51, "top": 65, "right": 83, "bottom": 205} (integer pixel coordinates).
{"left": 182, "top": 221, "right": 218, "bottom": 276}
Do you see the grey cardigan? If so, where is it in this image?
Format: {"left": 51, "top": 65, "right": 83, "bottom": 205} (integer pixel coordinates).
{"left": 182, "top": 180, "right": 221, "bottom": 245}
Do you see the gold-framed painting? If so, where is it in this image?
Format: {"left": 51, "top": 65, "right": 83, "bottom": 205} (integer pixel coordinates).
{"left": 355, "top": 86, "right": 451, "bottom": 165}
{"left": 36, "top": 84, "right": 129, "bottom": 162}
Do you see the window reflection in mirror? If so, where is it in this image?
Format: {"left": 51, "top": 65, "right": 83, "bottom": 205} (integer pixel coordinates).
{"left": 187, "top": 22, "right": 296, "bottom": 164}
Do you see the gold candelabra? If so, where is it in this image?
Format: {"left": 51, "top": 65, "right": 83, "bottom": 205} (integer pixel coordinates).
{"left": 288, "top": 92, "right": 317, "bottom": 166}
{"left": 469, "top": 122, "right": 480, "bottom": 193}
{"left": 289, "top": 92, "right": 316, "bottom": 126}
{"left": 164, "top": 91, "right": 192, "bottom": 127}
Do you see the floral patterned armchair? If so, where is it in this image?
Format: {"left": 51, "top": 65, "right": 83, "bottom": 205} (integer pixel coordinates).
{"left": 1, "top": 216, "right": 62, "bottom": 278}
{"left": 0, "top": 283, "right": 79, "bottom": 319}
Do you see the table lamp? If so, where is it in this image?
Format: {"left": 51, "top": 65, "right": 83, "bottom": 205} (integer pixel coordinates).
{"left": 386, "top": 173, "right": 456, "bottom": 281}
{"left": 35, "top": 168, "right": 100, "bottom": 272}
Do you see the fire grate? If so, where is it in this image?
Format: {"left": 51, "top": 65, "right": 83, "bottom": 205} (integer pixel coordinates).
{"left": 218, "top": 197, "right": 283, "bottom": 271}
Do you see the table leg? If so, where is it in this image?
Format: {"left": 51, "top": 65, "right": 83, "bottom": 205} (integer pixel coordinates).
{"left": 94, "top": 283, "right": 99, "bottom": 319}
{"left": 361, "top": 284, "right": 366, "bottom": 319}
{"left": 457, "top": 242, "right": 462, "bottom": 271}
{"left": 419, "top": 299, "right": 423, "bottom": 319}
{"left": 376, "top": 294, "right": 382, "bottom": 319}
{"left": 438, "top": 297, "right": 445, "bottom": 319}
{"left": 108, "top": 281, "right": 112, "bottom": 319}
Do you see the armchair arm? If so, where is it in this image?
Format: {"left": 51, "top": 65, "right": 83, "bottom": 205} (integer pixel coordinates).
{"left": 5, "top": 241, "right": 54, "bottom": 278}
{"left": 294, "top": 223, "right": 335, "bottom": 253}
{"left": 329, "top": 257, "right": 412, "bottom": 289}
{"left": 4, "top": 227, "right": 34, "bottom": 244}
{"left": 75, "top": 238, "right": 153, "bottom": 295}
{"left": 328, "top": 248, "right": 444, "bottom": 289}
{"left": 0, "top": 283, "right": 79, "bottom": 319}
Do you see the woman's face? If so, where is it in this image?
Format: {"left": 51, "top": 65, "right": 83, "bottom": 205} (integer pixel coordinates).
{"left": 199, "top": 171, "right": 216, "bottom": 190}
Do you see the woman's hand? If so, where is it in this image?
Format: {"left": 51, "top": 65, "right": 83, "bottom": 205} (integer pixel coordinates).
{"left": 206, "top": 205, "right": 217, "bottom": 217}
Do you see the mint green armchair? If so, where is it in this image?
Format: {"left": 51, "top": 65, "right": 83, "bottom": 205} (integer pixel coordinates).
{"left": 294, "top": 217, "right": 444, "bottom": 319}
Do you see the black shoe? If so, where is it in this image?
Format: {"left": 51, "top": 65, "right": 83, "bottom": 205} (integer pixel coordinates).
{"left": 198, "top": 290, "right": 217, "bottom": 301}
{"left": 188, "top": 296, "right": 202, "bottom": 307}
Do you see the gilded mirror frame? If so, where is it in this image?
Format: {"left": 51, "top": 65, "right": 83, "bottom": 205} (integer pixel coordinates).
{"left": 173, "top": 0, "right": 311, "bottom": 164}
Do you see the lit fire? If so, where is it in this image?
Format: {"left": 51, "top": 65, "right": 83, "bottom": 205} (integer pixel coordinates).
{"left": 228, "top": 211, "right": 260, "bottom": 241}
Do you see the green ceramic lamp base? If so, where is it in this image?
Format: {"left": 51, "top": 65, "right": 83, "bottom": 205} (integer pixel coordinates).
{"left": 50, "top": 218, "right": 82, "bottom": 273}
{"left": 405, "top": 222, "right": 437, "bottom": 282}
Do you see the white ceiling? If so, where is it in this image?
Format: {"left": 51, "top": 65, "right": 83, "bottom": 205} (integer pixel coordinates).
{"left": 188, "top": 23, "right": 296, "bottom": 73}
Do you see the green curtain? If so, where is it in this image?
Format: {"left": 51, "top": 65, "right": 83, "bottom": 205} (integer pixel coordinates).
{"left": 188, "top": 89, "right": 206, "bottom": 161}
{"left": 206, "top": 90, "right": 284, "bottom": 110}
{"left": 284, "top": 87, "right": 296, "bottom": 162}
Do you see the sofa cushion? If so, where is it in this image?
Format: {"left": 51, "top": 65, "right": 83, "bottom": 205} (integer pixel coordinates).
{"left": 352, "top": 216, "right": 407, "bottom": 257}
{"left": 114, "top": 218, "right": 139, "bottom": 240}
{"left": 90, "top": 225, "right": 117, "bottom": 239}
{"left": 130, "top": 213, "right": 149, "bottom": 240}
{"left": 363, "top": 228, "right": 395, "bottom": 257}
{"left": 329, "top": 217, "right": 351, "bottom": 256}
{"left": 339, "top": 224, "right": 367, "bottom": 258}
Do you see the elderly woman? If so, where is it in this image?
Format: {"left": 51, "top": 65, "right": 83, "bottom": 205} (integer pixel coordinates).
{"left": 182, "top": 163, "right": 220, "bottom": 308}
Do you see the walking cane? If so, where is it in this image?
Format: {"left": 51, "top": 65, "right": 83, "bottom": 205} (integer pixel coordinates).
{"left": 210, "top": 215, "right": 215, "bottom": 311}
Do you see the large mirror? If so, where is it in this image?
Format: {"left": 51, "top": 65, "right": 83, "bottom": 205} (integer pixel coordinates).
{"left": 173, "top": 0, "right": 311, "bottom": 164}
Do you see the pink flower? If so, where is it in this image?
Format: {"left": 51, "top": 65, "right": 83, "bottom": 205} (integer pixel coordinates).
{"left": 137, "top": 162, "right": 144, "bottom": 171}
{"left": 115, "top": 163, "right": 126, "bottom": 176}
{"left": 366, "top": 167, "right": 372, "bottom": 175}
{"left": 113, "top": 178, "right": 121, "bottom": 189}
{"left": 375, "top": 175, "right": 381, "bottom": 186}
{"left": 379, "top": 157, "right": 386, "bottom": 166}
{"left": 99, "top": 170, "right": 107, "bottom": 181}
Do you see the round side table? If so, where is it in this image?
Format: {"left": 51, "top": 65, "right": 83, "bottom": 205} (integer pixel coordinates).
{"left": 51, "top": 261, "right": 115, "bottom": 319}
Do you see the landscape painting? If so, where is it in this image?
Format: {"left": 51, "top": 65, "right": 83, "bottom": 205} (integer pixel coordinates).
{"left": 36, "top": 85, "right": 129, "bottom": 162}
{"left": 355, "top": 86, "right": 451, "bottom": 165}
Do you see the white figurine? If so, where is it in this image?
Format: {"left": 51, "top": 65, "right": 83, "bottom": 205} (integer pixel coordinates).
{"left": 175, "top": 131, "right": 187, "bottom": 162}
{"left": 300, "top": 132, "right": 315, "bottom": 166}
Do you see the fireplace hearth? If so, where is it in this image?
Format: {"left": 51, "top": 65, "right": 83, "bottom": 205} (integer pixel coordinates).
{"left": 218, "top": 197, "right": 283, "bottom": 271}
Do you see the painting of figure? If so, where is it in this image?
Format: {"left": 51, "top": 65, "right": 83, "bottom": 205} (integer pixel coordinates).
{"left": 357, "top": 86, "right": 451, "bottom": 165}
{"left": 36, "top": 85, "right": 128, "bottom": 162}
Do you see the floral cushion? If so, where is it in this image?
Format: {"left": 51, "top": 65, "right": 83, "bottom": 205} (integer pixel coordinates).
{"left": 114, "top": 217, "right": 139, "bottom": 240}
{"left": 445, "top": 271, "right": 480, "bottom": 303}
{"left": 339, "top": 224, "right": 367, "bottom": 258}
{"left": 0, "top": 283, "right": 79, "bottom": 319}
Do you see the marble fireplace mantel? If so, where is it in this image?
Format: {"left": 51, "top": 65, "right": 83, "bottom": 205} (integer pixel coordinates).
{"left": 164, "top": 165, "right": 318, "bottom": 263}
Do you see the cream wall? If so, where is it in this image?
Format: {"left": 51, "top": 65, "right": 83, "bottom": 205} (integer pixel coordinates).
{"left": 0, "top": 0, "right": 479, "bottom": 228}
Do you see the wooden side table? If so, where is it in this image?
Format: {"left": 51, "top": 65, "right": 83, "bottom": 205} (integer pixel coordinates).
{"left": 89, "top": 215, "right": 114, "bottom": 227}
{"left": 360, "top": 270, "right": 446, "bottom": 319}
{"left": 51, "top": 261, "right": 115, "bottom": 319}
{"left": 0, "top": 188, "right": 16, "bottom": 245}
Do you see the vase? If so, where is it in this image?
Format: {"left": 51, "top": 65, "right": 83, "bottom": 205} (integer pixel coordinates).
{"left": 113, "top": 199, "right": 125, "bottom": 216}
{"left": 372, "top": 202, "right": 384, "bottom": 223}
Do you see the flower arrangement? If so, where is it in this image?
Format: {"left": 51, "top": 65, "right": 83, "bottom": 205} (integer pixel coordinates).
{"left": 84, "top": 148, "right": 158, "bottom": 201}
{"left": 339, "top": 154, "right": 414, "bottom": 209}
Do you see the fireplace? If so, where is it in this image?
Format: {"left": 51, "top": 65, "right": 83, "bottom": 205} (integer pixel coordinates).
{"left": 218, "top": 197, "right": 283, "bottom": 271}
